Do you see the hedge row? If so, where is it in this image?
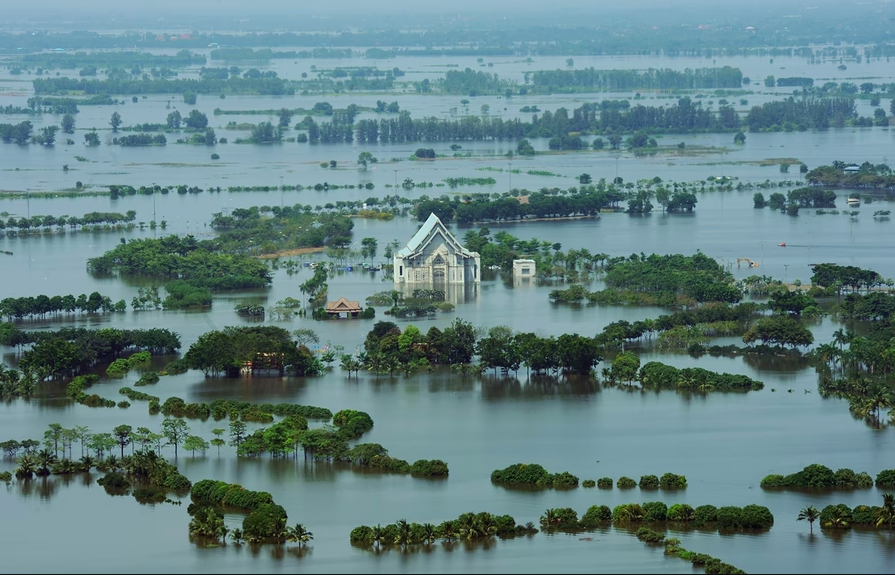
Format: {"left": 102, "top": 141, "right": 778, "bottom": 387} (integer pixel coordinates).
{"left": 761, "top": 464, "right": 874, "bottom": 489}
{"left": 491, "top": 463, "right": 578, "bottom": 489}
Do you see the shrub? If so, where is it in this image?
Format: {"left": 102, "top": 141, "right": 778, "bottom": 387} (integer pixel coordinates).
{"left": 491, "top": 463, "right": 551, "bottom": 486}
{"left": 639, "top": 474, "right": 659, "bottom": 489}
{"left": 541, "top": 507, "right": 579, "bottom": 530}
{"left": 642, "top": 501, "right": 668, "bottom": 522}
{"left": 635, "top": 527, "right": 665, "bottom": 543}
{"left": 410, "top": 459, "right": 449, "bottom": 477}
{"left": 582, "top": 479, "right": 596, "bottom": 488}
{"left": 243, "top": 503, "right": 288, "bottom": 539}
{"left": 760, "top": 474, "right": 787, "bottom": 488}
{"left": 133, "top": 486, "right": 166, "bottom": 503}
{"left": 580, "top": 505, "right": 612, "bottom": 527}
{"left": 350, "top": 525, "right": 374, "bottom": 544}
{"left": 834, "top": 468, "right": 857, "bottom": 487}
{"left": 134, "top": 372, "right": 160, "bottom": 387}
{"left": 551, "top": 471, "right": 579, "bottom": 489}
{"left": 716, "top": 506, "right": 743, "bottom": 529}
{"left": 876, "top": 469, "right": 895, "bottom": 488}
{"left": 851, "top": 504, "right": 879, "bottom": 526}
{"left": 667, "top": 503, "right": 695, "bottom": 522}
{"left": 855, "top": 472, "right": 874, "bottom": 488}
{"left": 163, "top": 472, "right": 192, "bottom": 490}
{"left": 597, "top": 477, "right": 613, "bottom": 489}
{"left": 740, "top": 504, "right": 774, "bottom": 528}
{"left": 211, "top": 153, "right": 220, "bottom": 160}
{"left": 693, "top": 504, "right": 718, "bottom": 524}
{"left": 617, "top": 476, "right": 636, "bottom": 489}
{"left": 819, "top": 503, "right": 853, "bottom": 529}
{"left": 97, "top": 472, "right": 130, "bottom": 489}
{"left": 659, "top": 473, "right": 687, "bottom": 489}
{"left": 164, "top": 359, "right": 189, "bottom": 375}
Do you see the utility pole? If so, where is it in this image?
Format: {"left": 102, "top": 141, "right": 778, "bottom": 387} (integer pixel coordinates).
{"left": 394, "top": 169, "right": 398, "bottom": 190}
{"left": 508, "top": 162, "right": 512, "bottom": 191}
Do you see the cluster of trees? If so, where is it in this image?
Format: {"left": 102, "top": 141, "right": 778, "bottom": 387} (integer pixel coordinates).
{"left": 350, "top": 512, "right": 535, "bottom": 548}
{"left": 112, "top": 133, "right": 167, "bottom": 146}
{"left": 813, "top": 495, "right": 895, "bottom": 530}
{"left": 0, "top": 325, "right": 180, "bottom": 379}
{"left": 761, "top": 464, "right": 874, "bottom": 489}
{"left": 1, "top": 211, "right": 138, "bottom": 235}
{"left": 539, "top": 501, "right": 772, "bottom": 532}
{"left": 529, "top": 67, "right": 743, "bottom": 91}
{"left": 152, "top": 398, "right": 331, "bottom": 423}
{"left": 805, "top": 162, "right": 895, "bottom": 190}
{"left": 87, "top": 235, "right": 273, "bottom": 290}
{"left": 15, "top": 49, "right": 204, "bottom": 71}
{"left": 210, "top": 47, "right": 351, "bottom": 60}
{"left": 744, "top": 97, "right": 859, "bottom": 131}
{"left": 183, "top": 326, "right": 322, "bottom": 377}
{"left": 838, "top": 292, "right": 895, "bottom": 321}
{"left": 0, "top": 292, "right": 125, "bottom": 319}
{"left": 360, "top": 320, "right": 601, "bottom": 377}
{"left": 552, "top": 252, "right": 740, "bottom": 306}
{"left": 490, "top": 463, "right": 579, "bottom": 489}
{"left": 210, "top": 205, "right": 353, "bottom": 255}
{"left": 130, "top": 282, "right": 213, "bottom": 311}
{"left": 190, "top": 479, "right": 311, "bottom": 545}
{"left": 32, "top": 76, "right": 294, "bottom": 96}
{"left": 647, "top": 532, "right": 747, "bottom": 575}
{"left": 810, "top": 263, "right": 885, "bottom": 294}
{"left": 606, "top": 360, "right": 764, "bottom": 392}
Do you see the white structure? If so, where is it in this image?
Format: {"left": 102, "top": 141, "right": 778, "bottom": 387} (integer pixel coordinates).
{"left": 512, "top": 259, "right": 536, "bottom": 278}
{"left": 393, "top": 213, "right": 481, "bottom": 284}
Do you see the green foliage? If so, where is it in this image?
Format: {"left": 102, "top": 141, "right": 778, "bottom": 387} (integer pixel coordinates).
{"left": 635, "top": 527, "right": 665, "bottom": 543}
{"left": 642, "top": 501, "right": 668, "bottom": 522}
{"left": 876, "top": 469, "right": 895, "bottom": 488}
{"left": 659, "top": 473, "right": 688, "bottom": 489}
{"left": 597, "top": 477, "right": 613, "bottom": 488}
{"left": 819, "top": 503, "right": 853, "bottom": 529}
{"left": 540, "top": 507, "right": 579, "bottom": 531}
{"left": 639, "top": 475, "right": 659, "bottom": 489}
{"left": 410, "top": 459, "right": 449, "bottom": 477}
{"left": 97, "top": 472, "right": 130, "bottom": 490}
{"left": 491, "top": 463, "right": 578, "bottom": 489}
{"left": 667, "top": 504, "right": 696, "bottom": 522}
{"left": 184, "top": 326, "right": 322, "bottom": 377}
{"left": 693, "top": 505, "right": 718, "bottom": 524}
{"left": 332, "top": 409, "right": 374, "bottom": 440}
{"left": 761, "top": 464, "right": 874, "bottom": 489}
{"left": 243, "top": 503, "right": 288, "bottom": 540}
{"left": 617, "top": 476, "right": 637, "bottom": 489}
{"left": 582, "top": 479, "right": 596, "bottom": 488}
{"left": 580, "top": 505, "right": 612, "bottom": 527}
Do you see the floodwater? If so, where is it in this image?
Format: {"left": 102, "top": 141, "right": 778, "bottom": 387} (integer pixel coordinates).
{"left": 2, "top": 50, "right": 895, "bottom": 574}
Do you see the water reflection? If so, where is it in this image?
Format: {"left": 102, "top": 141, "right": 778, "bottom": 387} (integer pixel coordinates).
{"left": 481, "top": 374, "right": 600, "bottom": 400}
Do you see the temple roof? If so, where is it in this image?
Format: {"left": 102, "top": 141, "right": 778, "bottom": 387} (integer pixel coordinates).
{"left": 325, "top": 297, "right": 362, "bottom": 312}
{"left": 397, "top": 213, "right": 476, "bottom": 258}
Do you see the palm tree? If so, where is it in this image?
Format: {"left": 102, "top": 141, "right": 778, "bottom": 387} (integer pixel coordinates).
{"left": 862, "top": 384, "right": 893, "bottom": 425}
{"left": 15, "top": 453, "right": 37, "bottom": 478}
{"left": 371, "top": 524, "right": 384, "bottom": 548}
{"left": 35, "top": 449, "right": 57, "bottom": 476}
{"left": 824, "top": 511, "right": 850, "bottom": 530}
{"left": 230, "top": 528, "right": 244, "bottom": 544}
{"left": 797, "top": 506, "right": 820, "bottom": 533}
{"left": 78, "top": 455, "right": 95, "bottom": 472}
{"left": 422, "top": 523, "right": 437, "bottom": 545}
{"left": 440, "top": 521, "right": 456, "bottom": 542}
{"left": 395, "top": 519, "right": 412, "bottom": 548}
{"left": 540, "top": 508, "right": 557, "bottom": 529}
{"left": 877, "top": 494, "right": 895, "bottom": 530}
{"left": 287, "top": 523, "right": 313, "bottom": 547}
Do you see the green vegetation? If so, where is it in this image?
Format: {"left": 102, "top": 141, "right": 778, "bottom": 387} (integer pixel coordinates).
{"left": 806, "top": 161, "right": 895, "bottom": 190}
{"left": 529, "top": 67, "right": 744, "bottom": 92}
{"left": 183, "top": 326, "right": 322, "bottom": 377}
{"left": 817, "top": 494, "right": 895, "bottom": 530}
{"left": 87, "top": 235, "right": 273, "bottom": 290}
{"left": 106, "top": 351, "right": 151, "bottom": 378}
{"left": 1, "top": 211, "right": 137, "bottom": 236}
{"left": 33, "top": 76, "right": 294, "bottom": 96}
{"left": 350, "top": 511, "right": 535, "bottom": 547}
{"left": 210, "top": 205, "right": 353, "bottom": 255}
{"left": 490, "top": 463, "right": 579, "bottom": 489}
{"left": 0, "top": 291, "right": 126, "bottom": 319}
{"left": 760, "top": 464, "right": 873, "bottom": 489}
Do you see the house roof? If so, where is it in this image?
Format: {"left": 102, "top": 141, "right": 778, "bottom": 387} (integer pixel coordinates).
{"left": 397, "top": 212, "right": 475, "bottom": 258}
{"left": 325, "top": 297, "right": 362, "bottom": 312}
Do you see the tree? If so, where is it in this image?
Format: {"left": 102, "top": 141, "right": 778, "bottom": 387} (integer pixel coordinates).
{"left": 579, "top": 173, "right": 592, "bottom": 184}
{"left": 184, "top": 110, "right": 208, "bottom": 130}
{"left": 293, "top": 328, "right": 319, "bottom": 348}
{"left": 361, "top": 237, "right": 378, "bottom": 262}
{"left": 611, "top": 352, "right": 640, "bottom": 383}
{"left": 183, "top": 435, "right": 210, "bottom": 456}
{"left": 211, "top": 428, "right": 226, "bottom": 455}
{"left": 44, "top": 423, "right": 64, "bottom": 456}
{"left": 110, "top": 112, "right": 122, "bottom": 132}
{"left": 162, "top": 418, "right": 190, "bottom": 457}
{"left": 166, "top": 110, "right": 182, "bottom": 129}
{"left": 113, "top": 424, "right": 132, "bottom": 457}
{"left": 84, "top": 131, "right": 100, "bottom": 146}
{"left": 798, "top": 506, "right": 820, "bottom": 533}
{"left": 608, "top": 134, "right": 622, "bottom": 149}
{"left": 229, "top": 420, "right": 247, "bottom": 448}
{"left": 358, "top": 151, "right": 376, "bottom": 169}
{"left": 286, "top": 523, "right": 314, "bottom": 547}
{"left": 734, "top": 131, "right": 746, "bottom": 144}
{"left": 753, "top": 192, "right": 766, "bottom": 208}
{"left": 61, "top": 114, "right": 75, "bottom": 134}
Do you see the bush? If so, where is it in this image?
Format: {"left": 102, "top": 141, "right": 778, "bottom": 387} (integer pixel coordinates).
{"left": 617, "top": 476, "right": 636, "bottom": 489}
{"left": 163, "top": 472, "right": 192, "bottom": 490}
{"left": 851, "top": 504, "right": 879, "bottom": 526}
{"left": 693, "top": 504, "right": 718, "bottom": 524}
{"left": 243, "top": 503, "right": 288, "bottom": 540}
{"left": 819, "top": 503, "right": 853, "bottom": 529}
{"left": 133, "top": 486, "right": 166, "bottom": 503}
{"left": 580, "top": 505, "right": 612, "bottom": 527}
{"left": 164, "top": 359, "right": 189, "bottom": 375}
{"left": 491, "top": 463, "right": 551, "bottom": 487}
{"left": 97, "top": 472, "right": 130, "bottom": 489}
{"left": 642, "top": 501, "right": 668, "bottom": 522}
{"left": 760, "top": 474, "right": 787, "bottom": 488}
{"left": 639, "top": 474, "right": 659, "bottom": 489}
{"left": 740, "top": 504, "right": 774, "bottom": 528}
{"left": 350, "top": 525, "right": 374, "bottom": 544}
{"left": 659, "top": 473, "right": 687, "bottom": 489}
{"left": 134, "top": 372, "right": 160, "bottom": 387}
{"left": 716, "top": 506, "right": 742, "bottom": 530}
{"left": 597, "top": 477, "right": 613, "bottom": 488}
{"left": 855, "top": 472, "right": 874, "bottom": 488}
{"left": 635, "top": 527, "right": 665, "bottom": 543}
{"left": 410, "top": 459, "right": 449, "bottom": 477}
{"left": 551, "top": 471, "right": 580, "bottom": 489}
{"left": 582, "top": 479, "right": 596, "bottom": 488}
{"left": 667, "top": 503, "right": 695, "bottom": 522}
{"left": 541, "top": 507, "right": 579, "bottom": 530}
{"left": 876, "top": 469, "right": 895, "bottom": 488}
{"left": 211, "top": 153, "right": 220, "bottom": 160}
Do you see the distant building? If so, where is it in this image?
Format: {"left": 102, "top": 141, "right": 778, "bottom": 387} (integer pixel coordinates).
{"left": 393, "top": 213, "right": 480, "bottom": 285}
{"left": 513, "top": 259, "right": 536, "bottom": 278}
{"left": 843, "top": 166, "right": 860, "bottom": 172}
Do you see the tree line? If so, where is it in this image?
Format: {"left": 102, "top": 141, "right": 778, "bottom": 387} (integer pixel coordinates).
{"left": 0, "top": 292, "right": 125, "bottom": 320}
{"left": 529, "top": 66, "right": 743, "bottom": 91}
{"left": 32, "top": 76, "right": 294, "bottom": 96}
{"left": 805, "top": 161, "right": 895, "bottom": 191}
{"left": 1, "top": 210, "right": 137, "bottom": 234}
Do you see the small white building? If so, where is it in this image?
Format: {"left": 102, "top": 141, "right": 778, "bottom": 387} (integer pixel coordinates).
{"left": 393, "top": 213, "right": 481, "bottom": 284}
{"left": 512, "top": 259, "right": 536, "bottom": 278}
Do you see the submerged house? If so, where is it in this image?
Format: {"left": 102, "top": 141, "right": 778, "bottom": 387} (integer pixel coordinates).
{"left": 393, "top": 213, "right": 481, "bottom": 285}
{"left": 324, "top": 297, "right": 363, "bottom": 319}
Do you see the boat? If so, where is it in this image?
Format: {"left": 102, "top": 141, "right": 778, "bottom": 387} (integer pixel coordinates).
{"left": 847, "top": 198, "right": 860, "bottom": 205}
{"left": 778, "top": 242, "right": 786, "bottom": 247}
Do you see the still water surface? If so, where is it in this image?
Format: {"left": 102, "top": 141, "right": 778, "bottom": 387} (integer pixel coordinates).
{"left": 2, "top": 53, "right": 895, "bottom": 574}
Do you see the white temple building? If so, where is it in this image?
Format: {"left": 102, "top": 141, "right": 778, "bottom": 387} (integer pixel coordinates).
{"left": 393, "top": 213, "right": 481, "bottom": 284}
